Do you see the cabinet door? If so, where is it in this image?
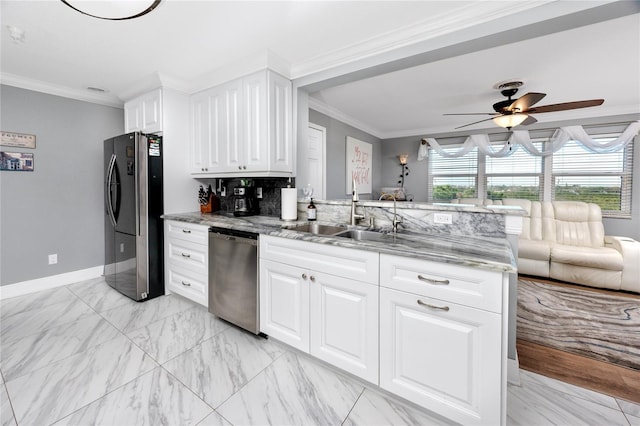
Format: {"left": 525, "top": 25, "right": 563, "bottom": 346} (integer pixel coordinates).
{"left": 190, "top": 90, "right": 212, "bottom": 173}
{"left": 259, "top": 259, "right": 309, "bottom": 352}
{"left": 310, "top": 272, "right": 378, "bottom": 384}
{"left": 222, "top": 79, "right": 243, "bottom": 172}
{"left": 380, "top": 287, "right": 502, "bottom": 426}
{"left": 268, "top": 71, "right": 293, "bottom": 173}
{"left": 141, "top": 89, "right": 162, "bottom": 134}
{"left": 243, "top": 71, "right": 268, "bottom": 171}
{"left": 124, "top": 100, "right": 142, "bottom": 133}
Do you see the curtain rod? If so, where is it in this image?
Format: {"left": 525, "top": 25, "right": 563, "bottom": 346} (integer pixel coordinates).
{"left": 421, "top": 120, "right": 637, "bottom": 143}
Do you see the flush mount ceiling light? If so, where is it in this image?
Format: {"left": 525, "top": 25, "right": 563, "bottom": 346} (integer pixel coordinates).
{"left": 492, "top": 113, "right": 528, "bottom": 129}
{"left": 61, "top": 0, "right": 161, "bottom": 20}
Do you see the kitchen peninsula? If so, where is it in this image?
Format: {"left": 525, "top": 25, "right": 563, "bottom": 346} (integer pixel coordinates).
{"left": 163, "top": 200, "right": 523, "bottom": 425}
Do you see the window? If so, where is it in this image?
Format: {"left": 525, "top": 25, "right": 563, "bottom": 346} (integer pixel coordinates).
{"left": 428, "top": 147, "right": 477, "bottom": 202}
{"left": 427, "top": 132, "right": 634, "bottom": 217}
{"left": 552, "top": 138, "right": 633, "bottom": 217}
{"left": 485, "top": 143, "right": 544, "bottom": 201}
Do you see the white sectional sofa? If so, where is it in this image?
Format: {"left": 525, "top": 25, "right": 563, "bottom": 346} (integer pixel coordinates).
{"left": 450, "top": 198, "right": 640, "bottom": 293}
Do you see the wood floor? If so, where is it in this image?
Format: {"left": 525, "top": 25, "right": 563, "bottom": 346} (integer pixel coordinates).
{"left": 516, "top": 276, "right": 640, "bottom": 404}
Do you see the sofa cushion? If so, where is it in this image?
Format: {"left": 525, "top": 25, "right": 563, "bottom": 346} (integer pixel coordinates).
{"left": 551, "top": 244, "right": 623, "bottom": 271}
{"left": 550, "top": 201, "right": 605, "bottom": 247}
{"left": 519, "top": 239, "right": 551, "bottom": 261}
{"left": 502, "top": 199, "right": 543, "bottom": 241}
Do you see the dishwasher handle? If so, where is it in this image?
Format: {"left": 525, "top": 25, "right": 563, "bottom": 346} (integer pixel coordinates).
{"left": 209, "top": 227, "right": 258, "bottom": 246}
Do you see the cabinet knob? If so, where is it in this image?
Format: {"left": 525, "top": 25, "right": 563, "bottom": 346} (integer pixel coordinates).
{"left": 181, "top": 281, "right": 192, "bottom": 287}
{"left": 310, "top": 276, "right": 316, "bottom": 282}
{"left": 301, "top": 273, "right": 307, "bottom": 280}
{"left": 238, "top": 166, "right": 242, "bottom": 170}
{"left": 243, "top": 165, "right": 247, "bottom": 170}
{"left": 417, "top": 275, "right": 450, "bottom": 285}
{"left": 181, "top": 253, "right": 191, "bottom": 258}
{"left": 417, "top": 299, "right": 449, "bottom": 311}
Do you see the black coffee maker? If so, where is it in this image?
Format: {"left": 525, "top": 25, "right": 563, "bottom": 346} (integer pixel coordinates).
{"left": 233, "top": 187, "right": 258, "bottom": 216}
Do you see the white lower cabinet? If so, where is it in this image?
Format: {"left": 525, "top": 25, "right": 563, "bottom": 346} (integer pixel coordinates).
{"left": 259, "top": 235, "right": 379, "bottom": 383}
{"left": 164, "top": 220, "right": 209, "bottom": 306}
{"left": 380, "top": 287, "right": 502, "bottom": 425}
{"left": 259, "top": 259, "right": 309, "bottom": 352}
{"left": 258, "top": 237, "right": 508, "bottom": 425}
{"left": 310, "top": 271, "right": 378, "bottom": 384}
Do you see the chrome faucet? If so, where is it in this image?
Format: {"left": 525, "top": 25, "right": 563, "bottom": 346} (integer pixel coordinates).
{"left": 391, "top": 194, "right": 404, "bottom": 233}
{"left": 350, "top": 178, "right": 365, "bottom": 226}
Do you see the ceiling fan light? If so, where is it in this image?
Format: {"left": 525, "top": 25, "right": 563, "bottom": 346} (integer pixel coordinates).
{"left": 492, "top": 113, "right": 528, "bottom": 129}
{"left": 61, "top": 0, "right": 161, "bottom": 20}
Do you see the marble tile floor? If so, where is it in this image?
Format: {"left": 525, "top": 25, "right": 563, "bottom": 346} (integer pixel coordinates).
{"left": 1, "top": 277, "right": 638, "bottom": 426}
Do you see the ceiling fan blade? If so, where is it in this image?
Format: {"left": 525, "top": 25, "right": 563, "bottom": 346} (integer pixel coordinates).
{"left": 454, "top": 117, "right": 496, "bottom": 129}
{"left": 521, "top": 115, "right": 538, "bottom": 126}
{"left": 508, "top": 92, "right": 546, "bottom": 112}
{"left": 527, "top": 99, "right": 604, "bottom": 114}
{"left": 443, "top": 113, "right": 496, "bottom": 116}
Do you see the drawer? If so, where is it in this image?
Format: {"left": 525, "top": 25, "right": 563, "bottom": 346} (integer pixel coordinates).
{"left": 260, "top": 235, "right": 379, "bottom": 285}
{"left": 165, "top": 220, "right": 209, "bottom": 245}
{"left": 166, "top": 239, "right": 207, "bottom": 275}
{"left": 380, "top": 254, "right": 504, "bottom": 313}
{"left": 166, "top": 264, "right": 208, "bottom": 307}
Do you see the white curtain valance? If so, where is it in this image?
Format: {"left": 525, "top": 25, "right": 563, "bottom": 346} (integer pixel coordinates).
{"left": 417, "top": 120, "right": 640, "bottom": 160}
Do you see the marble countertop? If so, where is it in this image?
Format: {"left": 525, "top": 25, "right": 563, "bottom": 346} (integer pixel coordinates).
{"left": 162, "top": 212, "right": 516, "bottom": 273}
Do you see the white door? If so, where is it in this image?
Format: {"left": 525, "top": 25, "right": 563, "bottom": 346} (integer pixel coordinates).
{"left": 310, "top": 272, "right": 378, "bottom": 384}
{"left": 259, "top": 259, "right": 310, "bottom": 352}
{"left": 307, "top": 123, "right": 326, "bottom": 200}
{"left": 380, "top": 287, "right": 502, "bottom": 426}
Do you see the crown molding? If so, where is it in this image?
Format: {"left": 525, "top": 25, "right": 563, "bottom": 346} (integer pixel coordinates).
{"left": 291, "top": 1, "right": 553, "bottom": 79}
{"left": 0, "top": 73, "right": 124, "bottom": 108}
{"left": 308, "top": 97, "right": 383, "bottom": 139}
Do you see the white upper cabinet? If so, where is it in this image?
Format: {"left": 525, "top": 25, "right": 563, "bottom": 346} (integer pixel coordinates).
{"left": 190, "top": 69, "right": 293, "bottom": 176}
{"left": 124, "top": 88, "right": 163, "bottom": 134}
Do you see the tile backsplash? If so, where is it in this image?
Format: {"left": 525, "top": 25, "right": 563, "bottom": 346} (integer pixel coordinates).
{"left": 196, "top": 177, "right": 296, "bottom": 217}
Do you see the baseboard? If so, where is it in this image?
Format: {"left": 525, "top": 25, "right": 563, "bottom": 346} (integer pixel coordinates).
{"left": 507, "top": 354, "right": 521, "bottom": 385}
{"left": 0, "top": 266, "right": 104, "bottom": 300}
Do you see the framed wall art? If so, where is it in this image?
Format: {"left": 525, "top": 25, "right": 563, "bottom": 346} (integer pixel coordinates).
{"left": 345, "top": 136, "right": 372, "bottom": 195}
{"left": 1, "top": 131, "right": 36, "bottom": 149}
{"left": 0, "top": 152, "right": 34, "bottom": 171}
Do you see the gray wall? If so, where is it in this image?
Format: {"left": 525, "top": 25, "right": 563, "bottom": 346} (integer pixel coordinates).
{"left": 309, "top": 109, "right": 382, "bottom": 200}
{"left": 1, "top": 85, "right": 124, "bottom": 286}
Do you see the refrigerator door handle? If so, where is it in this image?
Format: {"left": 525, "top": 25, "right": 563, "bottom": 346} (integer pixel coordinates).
{"left": 135, "top": 136, "right": 141, "bottom": 236}
{"left": 106, "top": 153, "right": 117, "bottom": 228}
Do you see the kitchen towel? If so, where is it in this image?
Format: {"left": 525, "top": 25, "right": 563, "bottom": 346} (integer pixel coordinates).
{"left": 281, "top": 187, "right": 297, "bottom": 221}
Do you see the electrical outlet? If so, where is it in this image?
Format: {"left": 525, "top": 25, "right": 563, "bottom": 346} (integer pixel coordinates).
{"left": 220, "top": 186, "right": 226, "bottom": 197}
{"left": 434, "top": 213, "right": 453, "bottom": 225}
{"left": 256, "top": 187, "right": 263, "bottom": 199}
{"left": 48, "top": 254, "right": 58, "bottom": 265}
{"left": 120, "top": 243, "right": 125, "bottom": 253}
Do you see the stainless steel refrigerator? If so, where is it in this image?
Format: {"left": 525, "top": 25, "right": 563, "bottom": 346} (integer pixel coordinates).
{"left": 104, "top": 132, "right": 164, "bottom": 301}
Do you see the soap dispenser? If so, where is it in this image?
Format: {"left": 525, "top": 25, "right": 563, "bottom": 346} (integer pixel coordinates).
{"left": 307, "top": 198, "right": 317, "bottom": 221}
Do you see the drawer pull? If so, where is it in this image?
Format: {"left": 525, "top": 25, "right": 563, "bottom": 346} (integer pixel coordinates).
{"left": 417, "top": 299, "right": 449, "bottom": 311}
{"left": 417, "top": 275, "right": 450, "bottom": 285}
{"left": 181, "top": 281, "right": 191, "bottom": 287}
{"left": 182, "top": 229, "right": 191, "bottom": 234}
{"left": 181, "top": 253, "right": 191, "bottom": 258}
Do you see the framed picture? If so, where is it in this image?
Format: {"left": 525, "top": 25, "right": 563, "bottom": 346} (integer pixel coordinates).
{"left": 345, "top": 136, "right": 372, "bottom": 194}
{"left": 1, "top": 131, "right": 36, "bottom": 149}
{"left": 0, "top": 152, "right": 34, "bottom": 171}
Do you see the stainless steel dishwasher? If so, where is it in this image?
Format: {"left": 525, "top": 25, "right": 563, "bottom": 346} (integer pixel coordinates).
{"left": 208, "top": 227, "right": 259, "bottom": 334}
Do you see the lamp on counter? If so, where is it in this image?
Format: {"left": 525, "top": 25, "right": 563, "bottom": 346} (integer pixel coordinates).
{"left": 61, "top": 0, "right": 162, "bottom": 20}
{"left": 492, "top": 113, "right": 528, "bottom": 130}
{"left": 397, "top": 153, "right": 409, "bottom": 193}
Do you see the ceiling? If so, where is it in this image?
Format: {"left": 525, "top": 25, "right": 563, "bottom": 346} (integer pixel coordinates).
{"left": 2, "top": 1, "right": 639, "bottom": 137}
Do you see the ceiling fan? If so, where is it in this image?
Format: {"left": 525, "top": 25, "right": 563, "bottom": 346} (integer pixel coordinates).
{"left": 445, "top": 81, "right": 604, "bottom": 130}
